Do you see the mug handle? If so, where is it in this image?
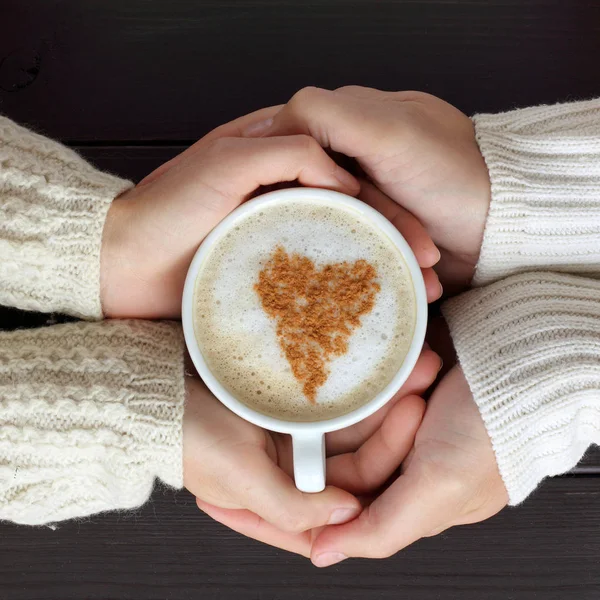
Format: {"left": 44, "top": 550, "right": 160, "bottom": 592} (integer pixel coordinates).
{"left": 292, "top": 432, "right": 326, "bottom": 493}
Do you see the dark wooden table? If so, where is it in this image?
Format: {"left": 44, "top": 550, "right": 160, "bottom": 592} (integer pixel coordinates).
{"left": 2, "top": 2, "right": 600, "bottom": 599}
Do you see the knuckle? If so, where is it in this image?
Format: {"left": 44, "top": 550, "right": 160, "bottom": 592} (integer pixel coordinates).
{"left": 426, "top": 468, "right": 468, "bottom": 508}
{"left": 204, "top": 136, "right": 240, "bottom": 158}
{"left": 433, "top": 468, "right": 475, "bottom": 516}
{"left": 359, "top": 507, "right": 395, "bottom": 559}
{"left": 335, "top": 84, "right": 367, "bottom": 95}
{"left": 397, "top": 90, "right": 432, "bottom": 103}
{"left": 290, "top": 134, "right": 322, "bottom": 157}
{"left": 361, "top": 505, "right": 382, "bottom": 534}
{"left": 417, "top": 457, "right": 470, "bottom": 503}
{"left": 288, "top": 86, "right": 326, "bottom": 112}
{"left": 424, "top": 524, "right": 450, "bottom": 538}
{"left": 440, "top": 470, "right": 468, "bottom": 499}
{"left": 401, "top": 99, "right": 428, "bottom": 122}
{"left": 366, "top": 540, "right": 396, "bottom": 559}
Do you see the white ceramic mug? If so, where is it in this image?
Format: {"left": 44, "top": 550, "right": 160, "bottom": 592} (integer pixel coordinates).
{"left": 182, "top": 188, "right": 427, "bottom": 493}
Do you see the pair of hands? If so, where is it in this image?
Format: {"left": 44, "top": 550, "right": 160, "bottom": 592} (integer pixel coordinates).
{"left": 99, "top": 87, "right": 507, "bottom": 566}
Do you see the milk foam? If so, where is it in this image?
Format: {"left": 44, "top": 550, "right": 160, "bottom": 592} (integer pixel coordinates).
{"left": 193, "top": 198, "right": 416, "bottom": 422}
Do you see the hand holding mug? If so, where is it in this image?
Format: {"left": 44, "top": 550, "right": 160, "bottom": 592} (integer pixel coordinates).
{"left": 182, "top": 187, "right": 429, "bottom": 492}
{"left": 245, "top": 87, "right": 492, "bottom": 292}
{"left": 185, "top": 345, "right": 442, "bottom": 554}
{"left": 196, "top": 361, "right": 507, "bottom": 566}
{"left": 310, "top": 364, "right": 508, "bottom": 566}
{"left": 100, "top": 122, "right": 359, "bottom": 319}
{"left": 100, "top": 109, "right": 442, "bottom": 320}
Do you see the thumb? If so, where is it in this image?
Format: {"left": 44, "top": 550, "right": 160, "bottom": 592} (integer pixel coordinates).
{"left": 203, "top": 448, "right": 362, "bottom": 534}
{"left": 311, "top": 465, "right": 457, "bottom": 566}
{"left": 326, "top": 395, "right": 425, "bottom": 495}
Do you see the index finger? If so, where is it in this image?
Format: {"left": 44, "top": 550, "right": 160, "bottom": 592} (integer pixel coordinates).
{"left": 243, "top": 86, "right": 384, "bottom": 158}
{"left": 139, "top": 105, "right": 283, "bottom": 186}
{"left": 359, "top": 180, "right": 440, "bottom": 268}
{"left": 196, "top": 500, "right": 312, "bottom": 558}
{"left": 326, "top": 347, "right": 441, "bottom": 455}
{"left": 204, "top": 105, "right": 283, "bottom": 142}
{"left": 326, "top": 395, "right": 425, "bottom": 495}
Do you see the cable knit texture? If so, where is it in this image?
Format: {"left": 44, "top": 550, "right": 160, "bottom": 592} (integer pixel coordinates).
{"left": 0, "top": 319, "right": 185, "bottom": 525}
{"left": 444, "top": 272, "right": 600, "bottom": 505}
{"left": 472, "top": 98, "right": 600, "bottom": 286}
{"left": 0, "top": 115, "right": 132, "bottom": 319}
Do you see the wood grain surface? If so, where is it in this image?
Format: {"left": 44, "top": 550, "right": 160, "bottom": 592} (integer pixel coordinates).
{"left": 2, "top": 0, "right": 600, "bottom": 141}
{"left": 1, "top": 1, "right": 600, "bottom": 599}
{"left": 0, "top": 478, "right": 599, "bottom": 600}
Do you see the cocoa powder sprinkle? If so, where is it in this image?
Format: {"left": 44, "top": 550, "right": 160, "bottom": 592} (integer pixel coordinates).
{"left": 255, "top": 246, "right": 380, "bottom": 403}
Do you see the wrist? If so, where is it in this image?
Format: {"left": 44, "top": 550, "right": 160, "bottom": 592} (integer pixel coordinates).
{"left": 467, "top": 118, "right": 494, "bottom": 285}
{"left": 100, "top": 184, "right": 188, "bottom": 319}
{"left": 425, "top": 111, "right": 491, "bottom": 293}
{"left": 468, "top": 149, "right": 492, "bottom": 266}
{"left": 446, "top": 127, "right": 491, "bottom": 291}
{"left": 100, "top": 189, "right": 136, "bottom": 318}
{"left": 443, "top": 272, "right": 600, "bottom": 504}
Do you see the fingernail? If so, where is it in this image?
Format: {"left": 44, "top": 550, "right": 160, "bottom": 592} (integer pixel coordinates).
{"left": 243, "top": 117, "right": 273, "bottom": 137}
{"left": 438, "top": 358, "right": 444, "bottom": 373}
{"left": 328, "top": 507, "right": 358, "bottom": 525}
{"left": 435, "top": 247, "right": 442, "bottom": 264}
{"left": 334, "top": 166, "right": 359, "bottom": 191}
{"left": 313, "top": 552, "right": 348, "bottom": 568}
{"left": 438, "top": 281, "right": 444, "bottom": 298}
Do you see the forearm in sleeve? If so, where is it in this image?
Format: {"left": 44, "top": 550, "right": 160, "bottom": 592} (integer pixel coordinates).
{"left": 0, "top": 319, "right": 185, "bottom": 525}
{"left": 0, "top": 116, "right": 132, "bottom": 318}
{"left": 443, "top": 271, "right": 600, "bottom": 504}
{"left": 472, "top": 98, "right": 600, "bottom": 284}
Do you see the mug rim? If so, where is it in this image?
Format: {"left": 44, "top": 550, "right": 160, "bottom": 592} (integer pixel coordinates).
{"left": 182, "top": 187, "right": 428, "bottom": 435}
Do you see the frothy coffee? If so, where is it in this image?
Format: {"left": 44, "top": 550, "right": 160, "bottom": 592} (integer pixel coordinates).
{"left": 193, "top": 196, "right": 416, "bottom": 422}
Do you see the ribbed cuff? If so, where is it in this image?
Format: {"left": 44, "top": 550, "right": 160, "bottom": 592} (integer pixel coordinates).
{"left": 0, "top": 116, "right": 132, "bottom": 319}
{"left": 443, "top": 272, "right": 600, "bottom": 505}
{"left": 0, "top": 320, "right": 185, "bottom": 525}
{"left": 472, "top": 98, "right": 600, "bottom": 286}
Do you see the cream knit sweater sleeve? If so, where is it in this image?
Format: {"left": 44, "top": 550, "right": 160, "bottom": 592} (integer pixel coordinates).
{"left": 0, "top": 118, "right": 185, "bottom": 525}
{"left": 442, "top": 99, "right": 600, "bottom": 504}
{"left": 0, "top": 319, "right": 185, "bottom": 525}
{"left": 443, "top": 272, "right": 600, "bottom": 505}
{"left": 0, "top": 115, "right": 133, "bottom": 319}
{"left": 472, "top": 98, "right": 600, "bottom": 286}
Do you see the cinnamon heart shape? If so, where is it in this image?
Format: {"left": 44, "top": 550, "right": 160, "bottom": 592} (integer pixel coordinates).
{"left": 255, "top": 246, "right": 380, "bottom": 403}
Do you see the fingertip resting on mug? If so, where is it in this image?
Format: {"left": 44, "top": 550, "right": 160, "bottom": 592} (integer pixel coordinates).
{"left": 422, "top": 267, "right": 443, "bottom": 303}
